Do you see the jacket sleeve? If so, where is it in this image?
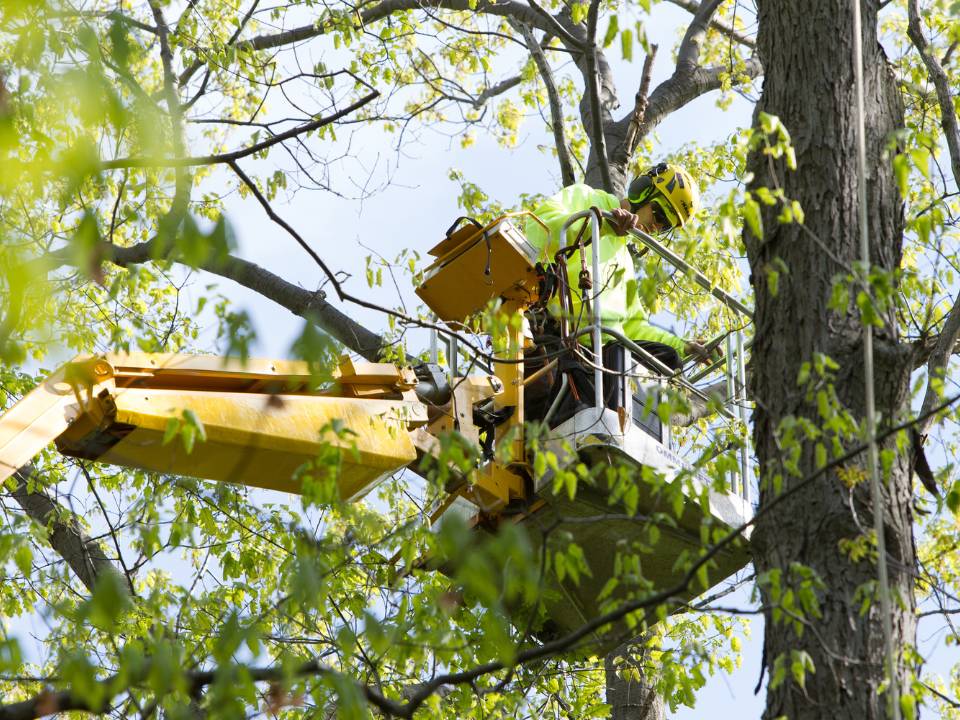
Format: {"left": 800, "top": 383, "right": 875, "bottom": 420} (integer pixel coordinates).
{"left": 622, "top": 317, "right": 687, "bottom": 354}
{"left": 622, "top": 282, "right": 686, "bottom": 353}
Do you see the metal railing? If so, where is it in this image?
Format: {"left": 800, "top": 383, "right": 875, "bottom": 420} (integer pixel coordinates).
{"left": 560, "top": 210, "right": 754, "bottom": 502}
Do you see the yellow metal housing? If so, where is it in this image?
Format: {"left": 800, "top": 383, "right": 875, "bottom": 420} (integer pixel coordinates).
{"left": 416, "top": 218, "right": 540, "bottom": 323}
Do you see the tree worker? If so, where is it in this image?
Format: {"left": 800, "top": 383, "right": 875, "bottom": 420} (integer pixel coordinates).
{"left": 523, "top": 162, "right": 712, "bottom": 372}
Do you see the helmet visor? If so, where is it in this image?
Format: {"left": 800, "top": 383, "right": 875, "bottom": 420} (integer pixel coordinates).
{"left": 651, "top": 197, "right": 680, "bottom": 231}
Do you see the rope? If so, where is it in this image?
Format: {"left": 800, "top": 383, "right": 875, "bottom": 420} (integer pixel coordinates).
{"left": 851, "top": 1, "right": 901, "bottom": 717}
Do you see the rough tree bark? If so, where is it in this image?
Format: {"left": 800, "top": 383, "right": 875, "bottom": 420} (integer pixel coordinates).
{"left": 605, "top": 639, "right": 664, "bottom": 720}
{"left": 745, "top": 2, "right": 915, "bottom": 719}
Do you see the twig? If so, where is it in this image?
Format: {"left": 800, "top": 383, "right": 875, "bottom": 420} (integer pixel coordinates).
{"left": 102, "top": 93, "right": 379, "bottom": 170}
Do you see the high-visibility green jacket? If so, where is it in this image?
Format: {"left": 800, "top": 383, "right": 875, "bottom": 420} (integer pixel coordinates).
{"left": 524, "top": 184, "right": 685, "bottom": 353}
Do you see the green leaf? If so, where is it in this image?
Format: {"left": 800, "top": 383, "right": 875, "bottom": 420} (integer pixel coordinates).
{"left": 893, "top": 154, "right": 909, "bottom": 196}
{"left": 856, "top": 290, "right": 882, "bottom": 327}
{"left": 621, "top": 28, "right": 633, "bottom": 62}
{"left": 743, "top": 195, "right": 763, "bottom": 239}
{"left": 909, "top": 147, "right": 931, "bottom": 180}
{"left": 162, "top": 416, "right": 179, "bottom": 446}
{"left": 14, "top": 543, "right": 32, "bottom": 575}
{"left": 946, "top": 481, "right": 960, "bottom": 517}
{"left": 603, "top": 15, "right": 618, "bottom": 48}
{"left": 78, "top": 571, "right": 131, "bottom": 632}
{"left": 900, "top": 692, "right": 917, "bottom": 720}
{"left": 571, "top": 1, "right": 588, "bottom": 24}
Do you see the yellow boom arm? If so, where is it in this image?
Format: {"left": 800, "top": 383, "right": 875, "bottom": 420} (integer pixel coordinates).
{"left": 0, "top": 354, "right": 427, "bottom": 500}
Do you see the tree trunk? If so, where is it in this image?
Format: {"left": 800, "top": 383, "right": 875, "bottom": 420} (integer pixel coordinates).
{"left": 605, "top": 639, "right": 664, "bottom": 720}
{"left": 745, "top": 2, "right": 915, "bottom": 719}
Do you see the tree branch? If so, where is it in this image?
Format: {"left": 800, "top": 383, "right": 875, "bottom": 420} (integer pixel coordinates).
{"left": 676, "top": 0, "right": 724, "bottom": 73}
{"left": 472, "top": 75, "right": 523, "bottom": 109}
{"left": 247, "top": 0, "right": 556, "bottom": 52}
{"left": 907, "top": 0, "right": 960, "bottom": 185}
{"left": 8, "top": 467, "right": 125, "bottom": 594}
{"left": 620, "top": 45, "right": 658, "bottom": 166}
{"left": 178, "top": 0, "right": 261, "bottom": 88}
{"left": 639, "top": 57, "right": 762, "bottom": 135}
{"left": 102, "top": 93, "right": 379, "bottom": 170}
{"left": 916, "top": 293, "right": 960, "bottom": 435}
{"left": 518, "top": 23, "right": 576, "bottom": 186}
{"left": 665, "top": 0, "right": 756, "bottom": 49}
{"left": 906, "top": 0, "right": 960, "bottom": 435}
{"left": 584, "top": 0, "right": 613, "bottom": 191}
{"left": 108, "top": 239, "right": 386, "bottom": 361}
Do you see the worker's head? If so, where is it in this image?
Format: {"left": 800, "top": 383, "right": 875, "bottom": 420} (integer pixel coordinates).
{"left": 624, "top": 163, "right": 700, "bottom": 232}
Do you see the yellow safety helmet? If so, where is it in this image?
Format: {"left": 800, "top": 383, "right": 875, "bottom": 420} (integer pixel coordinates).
{"left": 626, "top": 163, "right": 700, "bottom": 228}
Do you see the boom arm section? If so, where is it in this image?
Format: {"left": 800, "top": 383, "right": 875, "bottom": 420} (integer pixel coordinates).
{"left": 0, "top": 354, "right": 428, "bottom": 500}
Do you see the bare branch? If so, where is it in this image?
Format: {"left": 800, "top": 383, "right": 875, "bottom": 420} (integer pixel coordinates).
{"left": 518, "top": 23, "right": 576, "bottom": 185}
{"left": 665, "top": 0, "right": 756, "bottom": 49}
{"left": 9, "top": 467, "right": 125, "bottom": 594}
{"left": 102, "top": 92, "right": 379, "bottom": 170}
{"left": 676, "top": 0, "right": 724, "bottom": 73}
{"left": 472, "top": 75, "right": 523, "bottom": 109}
{"left": 621, "top": 45, "right": 659, "bottom": 164}
{"left": 584, "top": 0, "right": 613, "bottom": 191}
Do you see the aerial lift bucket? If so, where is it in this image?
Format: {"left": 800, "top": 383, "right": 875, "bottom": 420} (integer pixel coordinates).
{"left": 419, "top": 210, "right": 753, "bottom": 651}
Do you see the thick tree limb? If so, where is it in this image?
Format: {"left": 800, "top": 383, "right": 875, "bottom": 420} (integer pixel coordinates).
{"left": 9, "top": 468, "right": 124, "bottom": 594}
{"left": 665, "top": 0, "right": 756, "bottom": 49}
{"left": 636, "top": 58, "right": 762, "bottom": 138}
{"left": 585, "top": 0, "right": 613, "bottom": 192}
{"left": 676, "top": 0, "right": 724, "bottom": 73}
{"left": 605, "top": 0, "right": 761, "bottom": 189}
{"left": 108, "top": 240, "right": 386, "bottom": 361}
{"left": 518, "top": 23, "right": 576, "bottom": 186}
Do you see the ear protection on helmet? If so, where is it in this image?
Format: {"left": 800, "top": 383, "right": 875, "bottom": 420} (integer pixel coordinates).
{"left": 627, "top": 163, "right": 668, "bottom": 207}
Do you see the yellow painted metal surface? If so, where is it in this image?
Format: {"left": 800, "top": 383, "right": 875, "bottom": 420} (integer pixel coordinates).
{"left": 58, "top": 389, "right": 423, "bottom": 499}
{"left": 0, "top": 365, "right": 113, "bottom": 484}
{"left": 0, "top": 353, "right": 428, "bottom": 500}
{"left": 416, "top": 218, "right": 540, "bottom": 323}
